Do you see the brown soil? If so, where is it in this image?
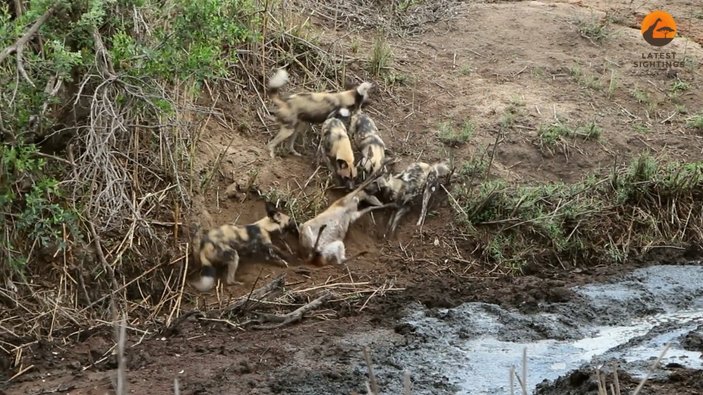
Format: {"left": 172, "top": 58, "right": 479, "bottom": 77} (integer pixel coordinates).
{"left": 4, "top": 1, "right": 703, "bottom": 394}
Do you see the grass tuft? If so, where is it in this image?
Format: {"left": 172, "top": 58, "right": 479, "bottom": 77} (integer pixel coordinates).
{"left": 686, "top": 113, "right": 703, "bottom": 131}
{"left": 438, "top": 120, "right": 475, "bottom": 147}
{"left": 450, "top": 154, "right": 703, "bottom": 273}
{"left": 369, "top": 34, "right": 392, "bottom": 77}
{"left": 575, "top": 13, "right": 612, "bottom": 44}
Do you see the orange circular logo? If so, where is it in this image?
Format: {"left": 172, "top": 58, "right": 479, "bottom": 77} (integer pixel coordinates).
{"left": 641, "top": 10, "right": 677, "bottom": 47}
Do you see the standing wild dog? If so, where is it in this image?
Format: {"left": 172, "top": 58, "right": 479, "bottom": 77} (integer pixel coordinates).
{"left": 318, "top": 108, "right": 357, "bottom": 189}
{"left": 366, "top": 161, "right": 452, "bottom": 237}
{"left": 191, "top": 202, "right": 298, "bottom": 292}
{"left": 300, "top": 166, "right": 395, "bottom": 266}
{"left": 348, "top": 111, "right": 388, "bottom": 181}
{"left": 265, "top": 68, "right": 374, "bottom": 158}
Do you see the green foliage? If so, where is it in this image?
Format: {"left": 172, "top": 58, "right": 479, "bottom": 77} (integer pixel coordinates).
{"left": 670, "top": 79, "right": 690, "bottom": 96}
{"left": 575, "top": 13, "right": 612, "bottom": 44}
{"left": 686, "top": 114, "right": 703, "bottom": 131}
{"left": 369, "top": 34, "right": 392, "bottom": 77}
{"left": 438, "top": 120, "right": 474, "bottom": 147}
{"left": 459, "top": 146, "right": 490, "bottom": 179}
{"left": 537, "top": 118, "right": 601, "bottom": 153}
{"left": 0, "top": 0, "right": 261, "bottom": 276}
{"left": 108, "top": 0, "right": 258, "bottom": 82}
{"left": 631, "top": 87, "right": 651, "bottom": 104}
{"left": 0, "top": 144, "right": 78, "bottom": 274}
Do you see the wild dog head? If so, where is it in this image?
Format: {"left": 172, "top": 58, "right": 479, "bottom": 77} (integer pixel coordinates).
{"left": 367, "top": 160, "right": 453, "bottom": 237}
{"left": 349, "top": 112, "right": 388, "bottom": 181}
{"left": 321, "top": 116, "right": 357, "bottom": 190}
{"left": 264, "top": 201, "right": 299, "bottom": 236}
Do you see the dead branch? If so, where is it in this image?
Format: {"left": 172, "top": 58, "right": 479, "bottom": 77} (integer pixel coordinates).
{"left": 402, "top": 370, "right": 412, "bottom": 395}
{"left": 13, "top": 0, "right": 23, "bottom": 18}
{"left": 251, "top": 292, "right": 333, "bottom": 330}
{"left": 92, "top": 28, "right": 116, "bottom": 78}
{"left": 215, "top": 273, "right": 286, "bottom": 317}
{"left": 163, "top": 274, "right": 287, "bottom": 334}
{"left": 0, "top": 3, "right": 58, "bottom": 86}
{"left": 114, "top": 314, "right": 127, "bottom": 395}
{"left": 89, "top": 221, "right": 119, "bottom": 292}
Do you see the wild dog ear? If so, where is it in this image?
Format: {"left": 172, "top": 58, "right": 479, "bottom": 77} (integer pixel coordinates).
{"left": 264, "top": 201, "right": 278, "bottom": 218}
{"left": 336, "top": 159, "right": 349, "bottom": 169}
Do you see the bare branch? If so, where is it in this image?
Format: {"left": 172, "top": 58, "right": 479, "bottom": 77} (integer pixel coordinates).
{"left": 251, "top": 292, "right": 333, "bottom": 330}
{"left": 92, "top": 28, "right": 116, "bottom": 79}
{"left": 16, "top": 44, "right": 34, "bottom": 87}
{"left": 13, "top": 0, "right": 23, "bottom": 17}
{"left": 0, "top": 2, "right": 57, "bottom": 64}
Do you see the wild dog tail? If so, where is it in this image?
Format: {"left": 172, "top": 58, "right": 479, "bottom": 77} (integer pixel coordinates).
{"left": 192, "top": 250, "right": 217, "bottom": 292}
{"left": 267, "top": 68, "right": 289, "bottom": 107}
{"left": 190, "top": 230, "right": 216, "bottom": 292}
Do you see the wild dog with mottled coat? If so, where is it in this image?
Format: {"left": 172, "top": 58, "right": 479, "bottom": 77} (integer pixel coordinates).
{"left": 265, "top": 68, "right": 374, "bottom": 158}
{"left": 348, "top": 111, "right": 388, "bottom": 181}
{"left": 300, "top": 168, "right": 395, "bottom": 266}
{"left": 318, "top": 108, "right": 357, "bottom": 189}
{"left": 191, "top": 202, "right": 298, "bottom": 292}
{"left": 366, "top": 161, "right": 452, "bottom": 237}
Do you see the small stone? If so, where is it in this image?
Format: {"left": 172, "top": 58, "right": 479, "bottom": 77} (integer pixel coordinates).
{"left": 224, "top": 182, "right": 241, "bottom": 199}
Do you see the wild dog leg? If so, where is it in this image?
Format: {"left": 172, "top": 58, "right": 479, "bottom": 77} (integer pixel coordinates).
{"left": 267, "top": 123, "right": 296, "bottom": 158}
{"left": 351, "top": 202, "right": 396, "bottom": 222}
{"left": 225, "top": 250, "right": 244, "bottom": 286}
{"left": 264, "top": 243, "right": 289, "bottom": 268}
{"left": 287, "top": 122, "right": 308, "bottom": 157}
{"left": 385, "top": 205, "right": 411, "bottom": 238}
{"left": 417, "top": 172, "right": 439, "bottom": 226}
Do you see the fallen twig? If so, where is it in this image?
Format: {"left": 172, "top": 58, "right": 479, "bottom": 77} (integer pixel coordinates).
{"left": 214, "top": 273, "right": 287, "bottom": 317}
{"left": 114, "top": 313, "right": 127, "bottom": 395}
{"left": 251, "top": 292, "right": 333, "bottom": 330}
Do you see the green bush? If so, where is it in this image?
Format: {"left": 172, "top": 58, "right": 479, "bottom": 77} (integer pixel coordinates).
{"left": 0, "top": 0, "right": 261, "bottom": 276}
{"left": 0, "top": 144, "right": 78, "bottom": 274}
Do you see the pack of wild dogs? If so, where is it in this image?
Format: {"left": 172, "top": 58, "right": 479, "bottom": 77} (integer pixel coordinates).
{"left": 192, "top": 68, "right": 453, "bottom": 292}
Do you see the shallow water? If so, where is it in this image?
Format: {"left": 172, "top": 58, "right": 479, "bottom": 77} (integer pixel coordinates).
{"left": 369, "top": 265, "right": 703, "bottom": 394}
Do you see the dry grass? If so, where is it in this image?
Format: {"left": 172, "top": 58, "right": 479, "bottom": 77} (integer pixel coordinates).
{"left": 450, "top": 153, "right": 703, "bottom": 273}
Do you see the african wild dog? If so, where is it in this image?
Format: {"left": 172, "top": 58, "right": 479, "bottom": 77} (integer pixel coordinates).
{"left": 365, "top": 161, "right": 452, "bottom": 237}
{"left": 265, "top": 68, "right": 373, "bottom": 158}
{"left": 348, "top": 111, "right": 389, "bottom": 181}
{"left": 191, "top": 202, "right": 298, "bottom": 292}
{"left": 318, "top": 107, "right": 357, "bottom": 190}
